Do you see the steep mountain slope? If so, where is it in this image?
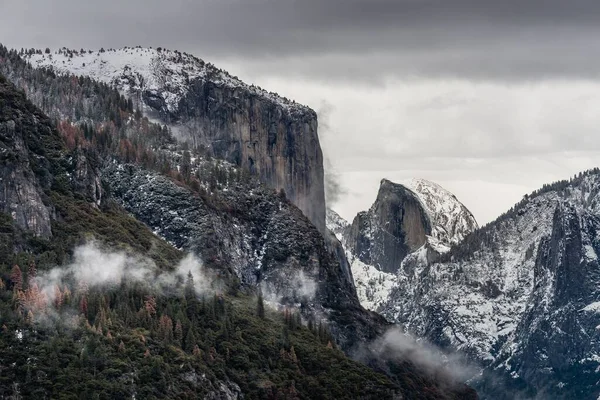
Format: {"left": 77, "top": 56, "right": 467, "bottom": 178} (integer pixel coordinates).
{"left": 103, "top": 163, "right": 478, "bottom": 399}
{"left": 20, "top": 46, "right": 326, "bottom": 232}
{"left": 0, "top": 61, "right": 477, "bottom": 398}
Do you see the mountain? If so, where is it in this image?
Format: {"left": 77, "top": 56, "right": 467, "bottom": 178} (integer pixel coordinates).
{"left": 329, "top": 178, "right": 478, "bottom": 312}
{"left": 19, "top": 46, "right": 326, "bottom": 232}
{"left": 0, "top": 48, "right": 477, "bottom": 399}
{"left": 332, "top": 171, "right": 600, "bottom": 398}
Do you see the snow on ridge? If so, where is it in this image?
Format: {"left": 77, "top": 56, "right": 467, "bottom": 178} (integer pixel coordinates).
{"left": 24, "top": 47, "right": 312, "bottom": 115}
{"left": 408, "top": 178, "right": 479, "bottom": 246}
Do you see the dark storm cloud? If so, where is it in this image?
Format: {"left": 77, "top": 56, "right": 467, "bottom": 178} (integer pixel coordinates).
{"left": 3, "top": 0, "right": 600, "bottom": 80}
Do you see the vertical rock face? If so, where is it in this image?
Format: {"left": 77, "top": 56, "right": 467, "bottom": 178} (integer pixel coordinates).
{"left": 0, "top": 81, "right": 53, "bottom": 238}
{"left": 175, "top": 81, "right": 325, "bottom": 232}
{"left": 0, "top": 74, "right": 104, "bottom": 238}
{"left": 24, "top": 48, "right": 326, "bottom": 232}
{"left": 73, "top": 148, "right": 103, "bottom": 206}
{"left": 346, "top": 179, "right": 432, "bottom": 273}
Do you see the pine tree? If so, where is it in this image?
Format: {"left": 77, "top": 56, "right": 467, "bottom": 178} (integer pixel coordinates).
{"left": 144, "top": 295, "right": 157, "bottom": 317}
{"left": 257, "top": 290, "right": 265, "bottom": 319}
{"left": 181, "top": 150, "right": 192, "bottom": 182}
{"left": 27, "top": 260, "right": 37, "bottom": 287}
{"left": 174, "top": 320, "right": 183, "bottom": 345}
{"left": 184, "top": 328, "right": 196, "bottom": 353}
{"left": 184, "top": 271, "right": 198, "bottom": 319}
{"left": 289, "top": 346, "right": 298, "bottom": 363}
{"left": 158, "top": 315, "right": 173, "bottom": 342}
{"left": 80, "top": 295, "right": 88, "bottom": 317}
{"left": 192, "top": 345, "right": 202, "bottom": 358}
{"left": 54, "top": 285, "right": 64, "bottom": 309}
{"left": 11, "top": 264, "right": 22, "bottom": 291}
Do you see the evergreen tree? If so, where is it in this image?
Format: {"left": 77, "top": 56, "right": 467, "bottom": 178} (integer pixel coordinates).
{"left": 10, "top": 264, "right": 22, "bottom": 291}
{"left": 184, "top": 327, "right": 196, "bottom": 353}
{"left": 257, "top": 289, "right": 265, "bottom": 319}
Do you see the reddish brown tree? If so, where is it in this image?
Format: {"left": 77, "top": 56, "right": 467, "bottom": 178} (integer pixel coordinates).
{"left": 10, "top": 265, "right": 22, "bottom": 291}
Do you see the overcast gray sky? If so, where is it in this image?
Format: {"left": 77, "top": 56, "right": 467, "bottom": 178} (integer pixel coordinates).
{"left": 2, "top": 0, "right": 600, "bottom": 224}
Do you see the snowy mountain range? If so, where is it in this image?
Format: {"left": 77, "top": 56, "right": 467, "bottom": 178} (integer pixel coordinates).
{"left": 329, "top": 171, "right": 600, "bottom": 399}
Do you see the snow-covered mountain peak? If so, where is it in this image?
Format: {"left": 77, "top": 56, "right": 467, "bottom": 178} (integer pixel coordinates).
{"left": 407, "top": 178, "right": 478, "bottom": 246}
{"left": 23, "top": 47, "right": 310, "bottom": 115}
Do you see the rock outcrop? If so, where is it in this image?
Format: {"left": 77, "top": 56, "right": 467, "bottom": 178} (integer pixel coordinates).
{"left": 328, "top": 179, "right": 478, "bottom": 313}
{"left": 408, "top": 178, "right": 478, "bottom": 246}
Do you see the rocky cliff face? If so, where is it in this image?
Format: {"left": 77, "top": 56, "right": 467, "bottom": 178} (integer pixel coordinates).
{"left": 0, "top": 75, "right": 106, "bottom": 239}
{"left": 0, "top": 116, "right": 52, "bottom": 238}
{"left": 346, "top": 179, "right": 432, "bottom": 274}
{"left": 24, "top": 47, "right": 325, "bottom": 232}
{"left": 325, "top": 208, "right": 349, "bottom": 241}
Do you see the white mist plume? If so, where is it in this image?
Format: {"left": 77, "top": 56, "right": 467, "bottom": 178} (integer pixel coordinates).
{"left": 369, "top": 328, "right": 477, "bottom": 383}
{"left": 260, "top": 270, "right": 318, "bottom": 308}
{"left": 33, "top": 242, "right": 213, "bottom": 308}
{"left": 318, "top": 101, "right": 347, "bottom": 207}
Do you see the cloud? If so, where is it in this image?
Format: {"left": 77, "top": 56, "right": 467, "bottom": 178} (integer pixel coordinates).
{"left": 2, "top": 0, "right": 599, "bottom": 226}
{"left": 260, "top": 270, "right": 318, "bottom": 307}
{"left": 318, "top": 101, "right": 347, "bottom": 207}
{"left": 366, "top": 327, "right": 477, "bottom": 384}
{"left": 3, "top": 0, "right": 600, "bottom": 81}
